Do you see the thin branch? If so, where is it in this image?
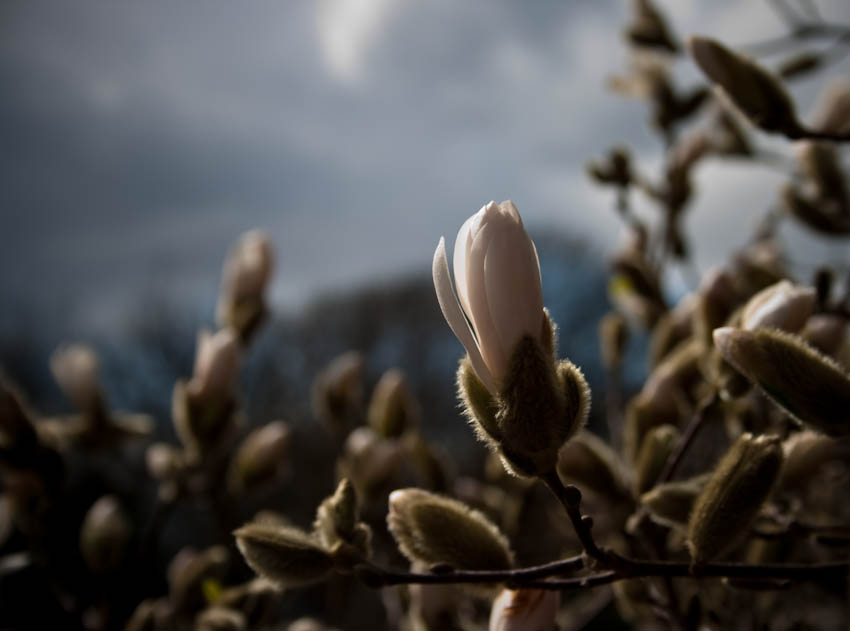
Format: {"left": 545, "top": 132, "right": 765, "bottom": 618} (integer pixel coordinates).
{"left": 541, "top": 472, "right": 610, "bottom": 563}
{"left": 655, "top": 391, "right": 718, "bottom": 485}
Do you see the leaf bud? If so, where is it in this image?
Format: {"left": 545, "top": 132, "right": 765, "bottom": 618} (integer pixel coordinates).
{"left": 687, "top": 434, "right": 783, "bottom": 564}
{"left": 313, "top": 478, "right": 371, "bottom": 560}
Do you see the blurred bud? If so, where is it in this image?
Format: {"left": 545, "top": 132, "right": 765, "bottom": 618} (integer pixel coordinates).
{"left": 387, "top": 488, "right": 514, "bottom": 571}
{"left": 778, "top": 429, "right": 847, "bottom": 492}
{"left": 624, "top": 0, "right": 678, "bottom": 53}
{"left": 586, "top": 146, "right": 631, "bottom": 188}
{"left": 125, "top": 598, "right": 170, "bottom": 631}
{"left": 227, "top": 421, "right": 291, "bottom": 494}
{"left": 366, "top": 369, "right": 419, "bottom": 439}
{"left": 314, "top": 478, "right": 371, "bottom": 560}
{"left": 196, "top": 607, "right": 247, "bottom": 631}
{"left": 168, "top": 546, "right": 229, "bottom": 615}
{"left": 187, "top": 329, "right": 240, "bottom": 402}
{"left": 781, "top": 184, "right": 850, "bottom": 236}
{"left": 802, "top": 314, "right": 847, "bottom": 357}
{"left": 338, "top": 427, "right": 402, "bottom": 498}
{"left": 624, "top": 385, "right": 682, "bottom": 465}
{"left": 777, "top": 51, "right": 823, "bottom": 80}
{"left": 216, "top": 230, "right": 274, "bottom": 340}
{"left": 798, "top": 141, "right": 848, "bottom": 209}
{"left": 694, "top": 267, "right": 742, "bottom": 347}
{"left": 556, "top": 430, "right": 630, "bottom": 501}
{"left": 489, "top": 588, "right": 560, "bottom": 631}
{"left": 145, "top": 442, "right": 185, "bottom": 481}
{"left": 234, "top": 523, "right": 334, "bottom": 589}
{"left": 708, "top": 107, "right": 753, "bottom": 157}
{"left": 311, "top": 351, "right": 364, "bottom": 433}
{"left": 688, "top": 36, "right": 799, "bottom": 134}
{"left": 640, "top": 474, "right": 710, "bottom": 528}
{"left": 714, "top": 327, "right": 850, "bottom": 436}
{"left": 810, "top": 79, "right": 850, "bottom": 135}
{"left": 740, "top": 280, "right": 815, "bottom": 333}
{"left": 49, "top": 344, "right": 102, "bottom": 415}
{"left": 79, "top": 495, "right": 131, "bottom": 573}
{"left": 634, "top": 424, "right": 680, "bottom": 495}
{"left": 599, "top": 312, "right": 629, "bottom": 372}
{"left": 687, "top": 434, "right": 783, "bottom": 564}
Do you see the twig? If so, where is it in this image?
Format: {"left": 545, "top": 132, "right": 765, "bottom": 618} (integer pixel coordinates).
{"left": 655, "top": 391, "right": 718, "bottom": 485}
{"left": 541, "top": 473, "right": 610, "bottom": 563}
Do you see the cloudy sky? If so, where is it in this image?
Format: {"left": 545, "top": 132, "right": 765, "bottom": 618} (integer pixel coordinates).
{"left": 2, "top": 0, "right": 848, "bottom": 332}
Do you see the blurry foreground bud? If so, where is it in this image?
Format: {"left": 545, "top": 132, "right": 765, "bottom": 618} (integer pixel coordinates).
{"left": 387, "top": 488, "right": 513, "bottom": 571}
{"left": 79, "top": 495, "right": 131, "bottom": 573}
{"left": 740, "top": 280, "right": 815, "bottom": 333}
{"left": 556, "top": 430, "right": 629, "bottom": 501}
{"left": 624, "top": 0, "right": 678, "bottom": 53}
{"left": 634, "top": 424, "right": 679, "bottom": 495}
{"left": 640, "top": 474, "right": 709, "bottom": 529}
{"left": 196, "top": 607, "right": 247, "bottom": 631}
{"left": 688, "top": 36, "right": 799, "bottom": 134}
{"left": 366, "top": 369, "right": 419, "bottom": 438}
{"left": 687, "top": 434, "right": 783, "bottom": 564}
{"left": 227, "top": 421, "right": 291, "bottom": 494}
{"left": 714, "top": 327, "right": 850, "bottom": 436}
{"left": 187, "top": 329, "right": 240, "bottom": 402}
{"left": 234, "top": 523, "right": 334, "bottom": 589}
{"left": 311, "top": 351, "right": 364, "bottom": 434}
{"left": 435, "top": 202, "right": 589, "bottom": 476}
{"left": 216, "top": 230, "right": 274, "bottom": 341}
{"left": 50, "top": 344, "right": 102, "bottom": 416}
{"left": 599, "top": 312, "right": 629, "bottom": 372}
{"left": 338, "top": 427, "right": 402, "bottom": 499}
{"left": 314, "top": 478, "right": 371, "bottom": 560}
{"left": 489, "top": 588, "right": 560, "bottom": 631}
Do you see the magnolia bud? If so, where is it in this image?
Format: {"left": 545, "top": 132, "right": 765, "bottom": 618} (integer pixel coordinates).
{"left": 624, "top": 0, "right": 678, "bottom": 53}
{"left": 778, "top": 430, "right": 846, "bottom": 492}
{"left": 556, "top": 430, "right": 629, "bottom": 500}
{"left": 777, "top": 51, "right": 823, "bottom": 79}
{"left": 634, "top": 424, "right": 680, "bottom": 495}
{"left": 338, "top": 427, "right": 402, "bottom": 497}
{"left": 366, "top": 369, "right": 419, "bottom": 439}
{"left": 797, "top": 142, "right": 848, "bottom": 211}
{"left": 782, "top": 184, "right": 850, "bottom": 236}
{"left": 489, "top": 588, "right": 560, "bottom": 631}
{"left": 79, "top": 495, "right": 131, "bottom": 573}
{"left": 687, "top": 434, "right": 783, "bottom": 563}
{"left": 49, "top": 344, "right": 102, "bottom": 415}
{"left": 387, "top": 488, "right": 513, "bottom": 571}
{"left": 801, "top": 314, "right": 847, "bottom": 357}
{"left": 599, "top": 312, "right": 629, "bottom": 372}
{"left": 227, "top": 421, "right": 291, "bottom": 493}
{"left": 740, "top": 280, "right": 815, "bottom": 333}
{"left": 187, "top": 329, "right": 240, "bottom": 402}
{"left": 314, "top": 478, "right": 371, "bottom": 559}
{"left": 694, "top": 267, "right": 741, "bottom": 347}
{"left": 234, "top": 523, "right": 334, "bottom": 589}
{"left": 311, "top": 351, "right": 364, "bottom": 432}
{"left": 714, "top": 327, "right": 850, "bottom": 436}
{"left": 624, "top": 387, "right": 681, "bottom": 465}
{"left": 145, "top": 442, "right": 185, "bottom": 481}
{"left": 640, "top": 474, "right": 709, "bottom": 528}
{"left": 688, "top": 36, "right": 798, "bottom": 134}
{"left": 216, "top": 230, "right": 274, "bottom": 339}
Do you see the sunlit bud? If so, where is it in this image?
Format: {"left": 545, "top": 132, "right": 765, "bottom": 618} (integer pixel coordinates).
{"left": 49, "top": 344, "right": 102, "bottom": 414}
{"left": 234, "top": 523, "right": 334, "bottom": 589}
{"left": 556, "top": 430, "right": 630, "bottom": 500}
{"left": 641, "top": 474, "right": 710, "bottom": 528}
{"left": 311, "top": 351, "right": 364, "bottom": 432}
{"left": 687, "top": 434, "right": 783, "bottom": 564}
{"left": 227, "top": 421, "right": 291, "bottom": 493}
{"left": 688, "top": 36, "right": 799, "bottom": 134}
{"left": 714, "top": 327, "right": 850, "bottom": 436}
{"left": 810, "top": 79, "right": 850, "bottom": 135}
{"left": 188, "top": 329, "right": 240, "bottom": 402}
{"left": 366, "top": 369, "right": 419, "bottom": 439}
{"left": 387, "top": 488, "right": 513, "bottom": 571}
{"left": 433, "top": 201, "right": 543, "bottom": 394}
{"left": 216, "top": 230, "right": 274, "bottom": 338}
{"left": 740, "top": 280, "right": 815, "bottom": 333}
{"left": 168, "top": 546, "right": 230, "bottom": 614}
{"left": 624, "top": 0, "right": 678, "bottom": 53}
{"left": 599, "top": 312, "right": 629, "bottom": 372}
{"left": 489, "top": 588, "right": 560, "bottom": 631}
{"left": 802, "top": 314, "right": 847, "bottom": 357}
{"left": 314, "top": 478, "right": 371, "bottom": 560}
{"left": 634, "top": 424, "right": 680, "bottom": 495}
{"left": 196, "top": 607, "right": 247, "bottom": 631}
{"left": 79, "top": 495, "right": 131, "bottom": 573}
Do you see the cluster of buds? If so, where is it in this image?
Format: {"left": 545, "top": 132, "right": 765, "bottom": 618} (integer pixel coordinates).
{"left": 433, "top": 201, "right": 590, "bottom": 477}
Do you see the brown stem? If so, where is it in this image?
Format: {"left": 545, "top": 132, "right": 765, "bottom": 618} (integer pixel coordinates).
{"left": 656, "top": 391, "right": 717, "bottom": 485}
{"left": 541, "top": 472, "right": 610, "bottom": 563}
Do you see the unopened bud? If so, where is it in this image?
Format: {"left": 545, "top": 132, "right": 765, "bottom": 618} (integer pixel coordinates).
{"left": 50, "top": 344, "right": 102, "bottom": 415}
{"left": 311, "top": 351, "right": 364, "bottom": 432}
{"left": 599, "top": 312, "right": 629, "bottom": 371}
{"left": 387, "top": 488, "right": 513, "bottom": 571}
{"left": 714, "top": 327, "right": 850, "bottom": 436}
{"left": 797, "top": 142, "right": 848, "bottom": 210}
{"left": 338, "top": 427, "right": 402, "bottom": 497}
{"left": 688, "top": 36, "right": 799, "bottom": 134}
{"left": 366, "top": 369, "right": 419, "bottom": 439}
{"left": 489, "top": 588, "right": 560, "bottom": 631}
{"left": 624, "top": 386, "right": 682, "bottom": 465}
{"left": 740, "top": 280, "right": 815, "bottom": 333}
{"left": 187, "top": 329, "right": 240, "bottom": 403}
{"left": 227, "top": 421, "right": 291, "bottom": 493}
{"left": 234, "top": 523, "right": 334, "bottom": 589}
{"left": 687, "top": 434, "right": 783, "bottom": 563}
{"left": 777, "top": 51, "right": 823, "bottom": 79}
{"left": 782, "top": 184, "right": 850, "bottom": 236}
{"left": 810, "top": 79, "right": 850, "bottom": 135}
{"left": 778, "top": 430, "right": 845, "bottom": 492}
{"left": 634, "top": 424, "right": 680, "bottom": 495}
{"left": 314, "top": 478, "right": 371, "bottom": 560}
{"left": 801, "top": 314, "right": 847, "bottom": 357}
{"left": 641, "top": 474, "right": 710, "bottom": 528}
{"left": 145, "top": 442, "right": 185, "bottom": 480}
{"left": 556, "top": 430, "right": 629, "bottom": 501}
{"left": 216, "top": 230, "right": 274, "bottom": 340}
{"left": 79, "top": 495, "right": 131, "bottom": 573}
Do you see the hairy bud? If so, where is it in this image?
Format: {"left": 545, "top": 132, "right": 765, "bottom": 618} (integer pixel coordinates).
{"left": 50, "top": 344, "right": 102, "bottom": 416}
{"left": 556, "top": 430, "right": 630, "bottom": 501}
{"left": 366, "top": 369, "right": 419, "bottom": 439}
{"left": 227, "top": 421, "right": 291, "bottom": 494}
{"left": 234, "top": 523, "right": 334, "bottom": 589}
{"left": 314, "top": 478, "right": 371, "bottom": 560}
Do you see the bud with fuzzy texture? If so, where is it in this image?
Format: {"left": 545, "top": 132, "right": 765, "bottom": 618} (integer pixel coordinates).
{"left": 641, "top": 474, "right": 709, "bottom": 529}
{"left": 311, "top": 351, "right": 364, "bottom": 433}
{"left": 687, "top": 434, "right": 783, "bottom": 564}
{"left": 556, "top": 430, "right": 630, "bottom": 501}
{"left": 634, "top": 424, "right": 680, "bottom": 495}
{"left": 234, "top": 523, "right": 335, "bottom": 589}
{"left": 227, "top": 421, "right": 291, "bottom": 494}
{"left": 79, "top": 495, "right": 131, "bottom": 573}
{"left": 314, "top": 478, "right": 371, "bottom": 560}
{"left": 740, "top": 280, "right": 815, "bottom": 333}
{"left": 50, "top": 344, "right": 102, "bottom": 416}
{"left": 489, "top": 588, "right": 560, "bottom": 631}
{"left": 434, "top": 201, "right": 589, "bottom": 476}
{"left": 216, "top": 230, "right": 274, "bottom": 340}
{"left": 366, "top": 369, "right": 419, "bottom": 439}
{"left": 387, "top": 488, "right": 513, "bottom": 571}
{"left": 688, "top": 36, "right": 799, "bottom": 134}
{"left": 714, "top": 327, "right": 850, "bottom": 436}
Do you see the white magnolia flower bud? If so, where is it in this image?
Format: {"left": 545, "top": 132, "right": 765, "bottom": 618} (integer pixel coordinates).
{"left": 220, "top": 230, "right": 274, "bottom": 303}
{"left": 49, "top": 343, "right": 101, "bottom": 412}
{"left": 489, "top": 588, "right": 560, "bottom": 631}
{"left": 187, "top": 329, "right": 240, "bottom": 401}
{"left": 740, "top": 280, "right": 815, "bottom": 333}
{"left": 433, "top": 201, "right": 544, "bottom": 394}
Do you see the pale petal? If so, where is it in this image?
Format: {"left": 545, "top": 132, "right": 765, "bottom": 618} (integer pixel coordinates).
{"left": 453, "top": 213, "right": 478, "bottom": 322}
{"left": 432, "top": 238, "right": 495, "bottom": 392}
